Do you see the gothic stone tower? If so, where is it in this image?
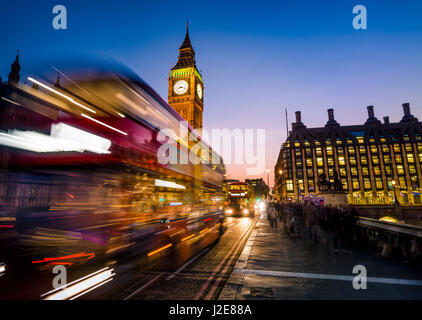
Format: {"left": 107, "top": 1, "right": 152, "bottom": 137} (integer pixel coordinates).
{"left": 168, "top": 24, "right": 204, "bottom": 130}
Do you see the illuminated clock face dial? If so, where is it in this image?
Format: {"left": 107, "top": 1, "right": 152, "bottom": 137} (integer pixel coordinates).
{"left": 197, "top": 84, "right": 203, "bottom": 99}
{"left": 174, "top": 80, "right": 189, "bottom": 95}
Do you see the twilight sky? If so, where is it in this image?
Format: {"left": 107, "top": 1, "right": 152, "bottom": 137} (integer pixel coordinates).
{"left": 1, "top": 0, "right": 422, "bottom": 185}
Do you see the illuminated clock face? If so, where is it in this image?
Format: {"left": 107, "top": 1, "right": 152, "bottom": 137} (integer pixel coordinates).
{"left": 197, "top": 84, "right": 203, "bottom": 99}
{"left": 174, "top": 80, "right": 189, "bottom": 95}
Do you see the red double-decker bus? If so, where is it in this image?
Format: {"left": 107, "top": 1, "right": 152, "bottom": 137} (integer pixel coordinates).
{"left": 0, "top": 61, "right": 225, "bottom": 299}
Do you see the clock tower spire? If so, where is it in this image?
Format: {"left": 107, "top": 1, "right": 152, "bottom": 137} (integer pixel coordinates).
{"left": 168, "top": 23, "right": 204, "bottom": 130}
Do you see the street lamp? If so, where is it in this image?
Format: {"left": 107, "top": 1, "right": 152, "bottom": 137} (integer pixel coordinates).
{"left": 392, "top": 180, "right": 400, "bottom": 204}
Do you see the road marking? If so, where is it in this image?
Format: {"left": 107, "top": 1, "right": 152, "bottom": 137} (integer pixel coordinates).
{"left": 234, "top": 269, "right": 422, "bottom": 286}
{"left": 204, "top": 218, "right": 259, "bottom": 300}
{"left": 194, "top": 216, "right": 258, "bottom": 300}
{"left": 124, "top": 273, "right": 163, "bottom": 300}
{"left": 166, "top": 247, "right": 211, "bottom": 280}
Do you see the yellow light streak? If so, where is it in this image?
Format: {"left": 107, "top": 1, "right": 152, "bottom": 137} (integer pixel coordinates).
{"left": 147, "top": 243, "right": 172, "bottom": 257}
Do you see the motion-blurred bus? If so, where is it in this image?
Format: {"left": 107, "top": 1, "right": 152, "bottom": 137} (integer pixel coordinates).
{"left": 225, "top": 182, "right": 255, "bottom": 217}
{"left": 0, "top": 60, "right": 225, "bottom": 299}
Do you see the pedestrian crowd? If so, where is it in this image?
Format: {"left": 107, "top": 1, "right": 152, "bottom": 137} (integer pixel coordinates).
{"left": 267, "top": 201, "right": 359, "bottom": 252}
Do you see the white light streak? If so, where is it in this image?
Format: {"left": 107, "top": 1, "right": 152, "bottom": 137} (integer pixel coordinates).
{"left": 81, "top": 114, "right": 128, "bottom": 136}
{"left": 42, "top": 267, "right": 114, "bottom": 300}
{"left": 27, "top": 77, "right": 96, "bottom": 114}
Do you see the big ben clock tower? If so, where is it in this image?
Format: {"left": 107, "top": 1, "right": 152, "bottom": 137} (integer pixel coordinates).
{"left": 168, "top": 23, "right": 204, "bottom": 130}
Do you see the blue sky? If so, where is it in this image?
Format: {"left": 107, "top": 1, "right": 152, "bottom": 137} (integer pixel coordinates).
{"left": 1, "top": 0, "right": 422, "bottom": 182}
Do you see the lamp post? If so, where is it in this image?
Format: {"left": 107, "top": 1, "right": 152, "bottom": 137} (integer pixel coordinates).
{"left": 392, "top": 180, "right": 400, "bottom": 205}
{"left": 266, "top": 168, "right": 270, "bottom": 203}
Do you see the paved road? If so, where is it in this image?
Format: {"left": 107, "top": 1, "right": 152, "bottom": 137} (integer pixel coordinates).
{"left": 221, "top": 213, "right": 422, "bottom": 299}
{"left": 82, "top": 215, "right": 258, "bottom": 300}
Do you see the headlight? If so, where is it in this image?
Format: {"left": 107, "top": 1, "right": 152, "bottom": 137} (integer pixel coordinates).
{"left": 225, "top": 209, "right": 233, "bottom": 214}
{"left": 243, "top": 209, "right": 249, "bottom": 214}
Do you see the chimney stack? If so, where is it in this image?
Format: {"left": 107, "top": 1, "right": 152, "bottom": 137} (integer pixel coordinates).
{"left": 364, "top": 105, "right": 381, "bottom": 125}
{"left": 402, "top": 103, "right": 410, "bottom": 116}
{"left": 295, "top": 111, "right": 302, "bottom": 123}
{"left": 328, "top": 109, "right": 334, "bottom": 121}
{"left": 400, "top": 102, "right": 418, "bottom": 123}
{"left": 383, "top": 116, "right": 390, "bottom": 124}
{"left": 292, "top": 110, "right": 306, "bottom": 130}
{"left": 367, "top": 105, "right": 375, "bottom": 118}
{"left": 325, "top": 108, "right": 340, "bottom": 127}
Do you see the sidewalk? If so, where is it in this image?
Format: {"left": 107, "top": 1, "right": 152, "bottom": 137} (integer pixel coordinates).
{"left": 219, "top": 211, "right": 422, "bottom": 300}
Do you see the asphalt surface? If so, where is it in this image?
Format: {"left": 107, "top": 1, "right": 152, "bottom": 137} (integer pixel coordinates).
{"left": 82, "top": 215, "right": 258, "bottom": 300}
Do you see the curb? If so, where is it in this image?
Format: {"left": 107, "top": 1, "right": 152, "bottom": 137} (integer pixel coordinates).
{"left": 218, "top": 218, "right": 260, "bottom": 300}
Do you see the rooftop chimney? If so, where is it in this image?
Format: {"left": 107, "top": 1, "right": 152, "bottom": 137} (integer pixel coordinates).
{"left": 295, "top": 111, "right": 302, "bottom": 123}
{"left": 292, "top": 110, "right": 306, "bottom": 130}
{"left": 325, "top": 108, "right": 340, "bottom": 127}
{"left": 364, "top": 105, "right": 381, "bottom": 125}
{"left": 383, "top": 116, "right": 390, "bottom": 124}
{"left": 367, "top": 105, "right": 374, "bottom": 118}
{"left": 400, "top": 103, "right": 418, "bottom": 123}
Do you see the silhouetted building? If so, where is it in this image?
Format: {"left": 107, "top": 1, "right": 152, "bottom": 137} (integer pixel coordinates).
{"left": 275, "top": 105, "right": 422, "bottom": 205}
{"left": 245, "top": 178, "right": 269, "bottom": 201}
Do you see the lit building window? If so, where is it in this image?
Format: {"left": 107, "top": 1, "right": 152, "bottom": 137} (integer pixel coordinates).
{"left": 362, "top": 167, "right": 369, "bottom": 176}
{"left": 395, "top": 154, "right": 402, "bottom": 163}
{"left": 336, "top": 139, "right": 342, "bottom": 145}
{"left": 351, "top": 167, "right": 358, "bottom": 176}
{"left": 352, "top": 179, "right": 359, "bottom": 189}
{"left": 399, "top": 177, "right": 406, "bottom": 188}
{"left": 385, "top": 166, "right": 392, "bottom": 175}
{"left": 307, "top": 169, "right": 314, "bottom": 177}
{"left": 407, "top": 153, "right": 414, "bottom": 163}
{"left": 327, "top": 157, "right": 334, "bottom": 166}
{"left": 409, "top": 165, "right": 416, "bottom": 174}
{"left": 327, "top": 146, "right": 333, "bottom": 155}
{"left": 316, "top": 148, "right": 322, "bottom": 156}
{"left": 317, "top": 158, "right": 324, "bottom": 167}
{"left": 306, "top": 158, "right": 313, "bottom": 167}
{"left": 375, "top": 178, "right": 383, "bottom": 189}
{"left": 339, "top": 157, "right": 345, "bottom": 165}
{"left": 359, "top": 146, "right": 366, "bottom": 153}
{"left": 405, "top": 144, "right": 412, "bottom": 152}
{"left": 360, "top": 156, "right": 367, "bottom": 165}
{"left": 295, "top": 141, "right": 300, "bottom": 147}
{"left": 370, "top": 146, "right": 378, "bottom": 153}
{"left": 340, "top": 168, "right": 346, "bottom": 176}
{"left": 374, "top": 166, "right": 381, "bottom": 175}
{"left": 382, "top": 145, "right": 389, "bottom": 153}
{"left": 397, "top": 165, "right": 404, "bottom": 175}
{"left": 372, "top": 156, "right": 379, "bottom": 164}
{"left": 317, "top": 168, "right": 324, "bottom": 175}
{"left": 350, "top": 157, "right": 357, "bottom": 165}
{"left": 348, "top": 146, "right": 355, "bottom": 154}
{"left": 393, "top": 144, "right": 401, "bottom": 153}
{"left": 341, "top": 179, "right": 348, "bottom": 189}
{"left": 364, "top": 178, "right": 371, "bottom": 189}
{"left": 337, "top": 147, "right": 344, "bottom": 154}
{"left": 304, "top": 141, "right": 310, "bottom": 146}
{"left": 287, "top": 180, "right": 293, "bottom": 191}
{"left": 358, "top": 138, "right": 364, "bottom": 144}
{"left": 383, "top": 155, "right": 390, "bottom": 164}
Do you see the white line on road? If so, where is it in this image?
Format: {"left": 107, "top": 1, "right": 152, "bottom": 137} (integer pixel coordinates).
{"left": 166, "top": 247, "right": 211, "bottom": 280}
{"left": 234, "top": 268, "right": 422, "bottom": 286}
{"left": 124, "top": 274, "right": 162, "bottom": 300}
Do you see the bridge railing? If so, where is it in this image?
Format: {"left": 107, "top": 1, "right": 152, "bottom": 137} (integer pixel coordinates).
{"left": 358, "top": 217, "right": 422, "bottom": 238}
